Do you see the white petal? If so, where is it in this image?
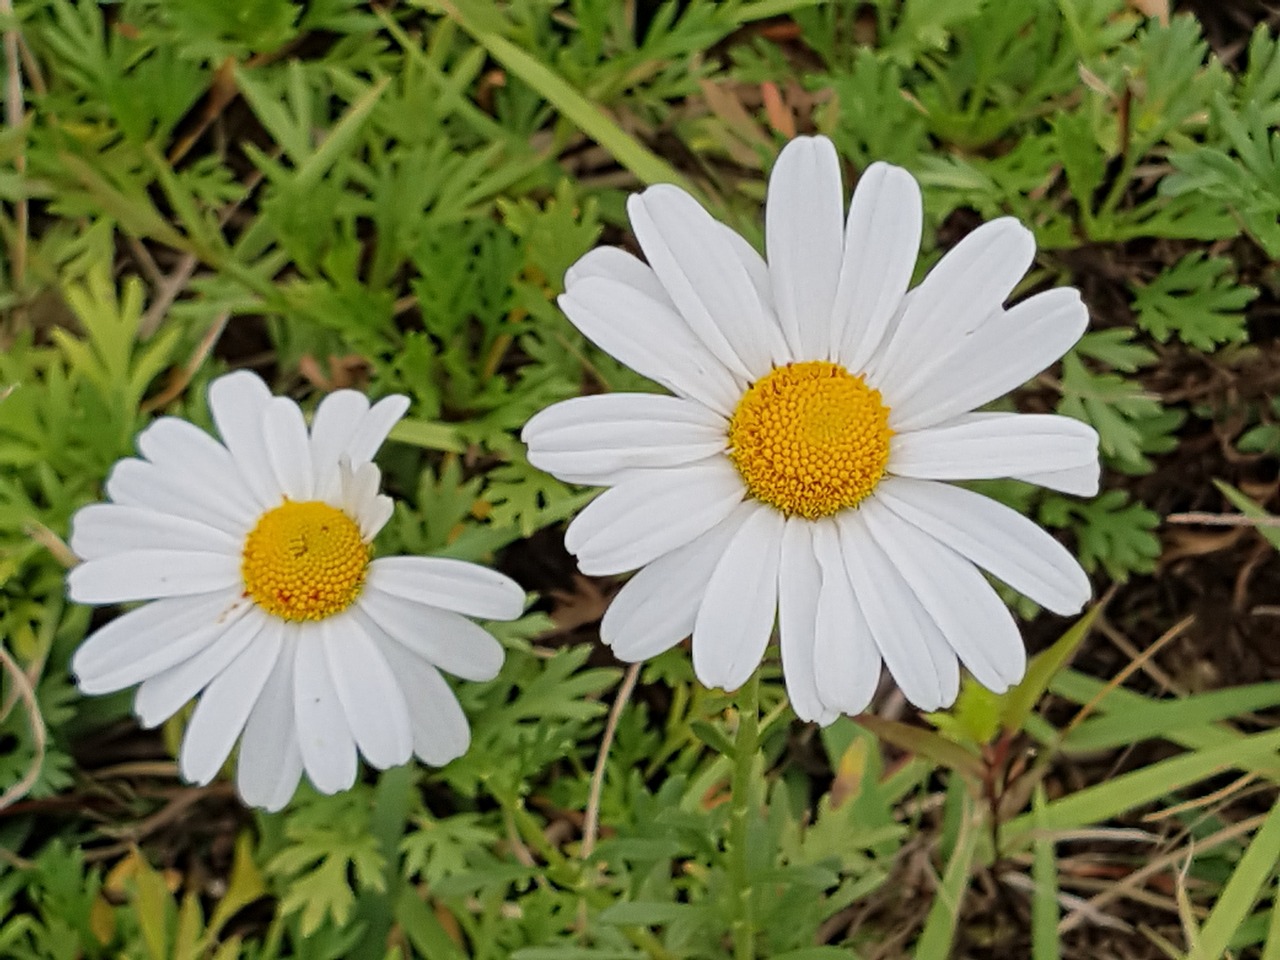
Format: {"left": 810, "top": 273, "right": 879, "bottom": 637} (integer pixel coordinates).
{"left": 339, "top": 461, "right": 392, "bottom": 539}
{"left": 875, "top": 477, "right": 1091, "bottom": 615}
{"left": 890, "top": 288, "right": 1089, "bottom": 431}
{"left": 70, "top": 503, "right": 239, "bottom": 561}
{"left": 357, "top": 494, "right": 393, "bottom": 540}
{"left": 136, "top": 418, "right": 261, "bottom": 522}
{"left": 72, "top": 591, "right": 249, "bottom": 693}
{"left": 68, "top": 550, "right": 242, "bottom": 604}
{"left": 691, "top": 503, "right": 784, "bottom": 692}
{"left": 890, "top": 413, "right": 1099, "bottom": 482}
{"left": 629, "top": 184, "right": 786, "bottom": 379}
{"left": 719, "top": 224, "right": 775, "bottom": 318}
{"left": 860, "top": 498, "right": 1026, "bottom": 691}
{"left": 105, "top": 458, "right": 252, "bottom": 536}
{"left": 263, "top": 397, "right": 314, "bottom": 501}
{"left": 344, "top": 395, "right": 410, "bottom": 465}
{"left": 777, "top": 518, "right": 838, "bottom": 724}
{"left": 1010, "top": 460, "right": 1101, "bottom": 497}
{"left": 179, "top": 618, "right": 284, "bottom": 785}
{"left": 766, "top": 135, "right": 845, "bottom": 359}
{"left": 293, "top": 628, "right": 358, "bottom": 794}
{"left": 564, "top": 458, "right": 744, "bottom": 576}
{"left": 811, "top": 521, "right": 881, "bottom": 717}
{"left": 870, "top": 219, "right": 1036, "bottom": 398}
{"left": 373, "top": 636, "right": 472, "bottom": 767}
{"left": 559, "top": 277, "right": 741, "bottom": 416}
{"left": 133, "top": 606, "right": 270, "bottom": 727}
{"left": 236, "top": 626, "right": 303, "bottom": 810}
{"left": 832, "top": 162, "right": 923, "bottom": 370}
{"left": 522, "top": 393, "right": 727, "bottom": 485}
{"left": 322, "top": 614, "right": 413, "bottom": 770}
{"left": 565, "top": 246, "right": 671, "bottom": 303}
{"left": 207, "top": 370, "right": 280, "bottom": 508}
{"left": 309, "top": 390, "right": 370, "bottom": 475}
{"left": 367, "top": 556, "right": 524, "bottom": 621}
{"left": 836, "top": 511, "right": 959, "bottom": 711}
{"left": 601, "top": 503, "right": 751, "bottom": 662}
{"left": 354, "top": 588, "right": 504, "bottom": 681}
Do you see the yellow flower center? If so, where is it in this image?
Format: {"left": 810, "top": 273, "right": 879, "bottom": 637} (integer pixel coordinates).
{"left": 727, "top": 361, "right": 893, "bottom": 520}
{"left": 241, "top": 501, "right": 370, "bottom": 622}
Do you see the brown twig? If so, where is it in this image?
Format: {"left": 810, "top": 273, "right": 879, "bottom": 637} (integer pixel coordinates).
{"left": 1166, "top": 511, "right": 1280, "bottom": 529}
{"left": 1062, "top": 614, "right": 1195, "bottom": 742}
{"left": 0, "top": 644, "right": 45, "bottom": 811}
{"left": 581, "top": 662, "right": 641, "bottom": 862}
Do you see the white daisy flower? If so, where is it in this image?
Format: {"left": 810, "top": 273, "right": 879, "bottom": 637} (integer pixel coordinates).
{"left": 522, "top": 135, "right": 1099, "bottom": 724}
{"left": 68, "top": 371, "right": 524, "bottom": 810}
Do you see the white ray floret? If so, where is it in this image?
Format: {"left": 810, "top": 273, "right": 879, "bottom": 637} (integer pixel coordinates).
{"left": 68, "top": 371, "right": 525, "bottom": 810}
{"left": 522, "top": 134, "right": 1099, "bottom": 722}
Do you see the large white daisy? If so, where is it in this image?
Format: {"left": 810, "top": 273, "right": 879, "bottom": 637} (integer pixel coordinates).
{"left": 68, "top": 371, "right": 524, "bottom": 809}
{"left": 522, "top": 135, "right": 1098, "bottom": 724}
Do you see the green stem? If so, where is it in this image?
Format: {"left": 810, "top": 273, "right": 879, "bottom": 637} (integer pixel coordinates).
{"left": 729, "top": 672, "right": 760, "bottom": 960}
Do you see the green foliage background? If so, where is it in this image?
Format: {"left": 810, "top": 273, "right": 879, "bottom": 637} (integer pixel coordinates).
{"left": 1, "top": 0, "right": 1279, "bottom": 957}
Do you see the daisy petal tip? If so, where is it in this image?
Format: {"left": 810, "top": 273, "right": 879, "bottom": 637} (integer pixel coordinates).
{"left": 373, "top": 393, "right": 411, "bottom": 425}
{"left": 492, "top": 581, "right": 528, "bottom": 622}
{"left": 777, "top": 132, "right": 837, "bottom": 164}
{"left": 307, "top": 765, "right": 357, "bottom": 797}
{"left": 178, "top": 752, "right": 216, "bottom": 788}
{"left": 210, "top": 368, "right": 268, "bottom": 395}
{"left": 64, "top": 567, "right": 91, "bottom": 605}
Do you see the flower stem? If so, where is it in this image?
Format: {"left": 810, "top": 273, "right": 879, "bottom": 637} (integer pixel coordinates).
{"left": 728, "top": 671, "right": 760, "bottom": 960}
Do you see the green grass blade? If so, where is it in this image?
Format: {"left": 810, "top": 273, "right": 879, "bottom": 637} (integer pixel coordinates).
{"left": 914, "top": 793, "right": 979, "bottom": 960}
{"left": 1006, "top": 727, "right": 1280, "bottom": 843}
{"left": 1064, "top": 682, "right": 1280, "bottom": 752}
{"left": 1261, "top": 874, "right": 1280, "bottom": 960}
{"left": 733, "top": 0, "right": 825, "bottom": 21}
{"left": 1053, "top": 670, "right": 1280, "bottom": 779}
{"left": 1191, "top": 799, "right": 1280, "bottom": 960}
{"left": 1031, "top": 785, "right": 1060, "bottom": 960}
{"left": 1001, "top": 604, "right": 1100, "bottom": 737}
{"left": 435, "top": 0, "right": 694, "bottom": 192}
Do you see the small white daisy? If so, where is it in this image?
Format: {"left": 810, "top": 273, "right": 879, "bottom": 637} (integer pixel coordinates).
{"left": 68, "top": 371, "right": 524, "bottom": 810}
{"left": 522, "top": 135, "right": 1099, "bottom": 723}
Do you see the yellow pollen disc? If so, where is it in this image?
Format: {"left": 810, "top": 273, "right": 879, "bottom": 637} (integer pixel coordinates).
{"left": 727, "top": 361, "right": 893, "bottom": 520}
{"left": 241, "top": 500, "right": 370, "bottom": 622}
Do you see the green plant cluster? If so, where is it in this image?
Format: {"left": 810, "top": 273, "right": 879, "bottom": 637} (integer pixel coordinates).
{"left": 1, "top": 0, "right": 1279, "bottom": 957}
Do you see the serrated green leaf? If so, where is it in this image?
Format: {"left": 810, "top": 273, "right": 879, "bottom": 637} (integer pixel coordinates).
{"left": 1132, "top": 252, "right": 1256, "bottom": 351}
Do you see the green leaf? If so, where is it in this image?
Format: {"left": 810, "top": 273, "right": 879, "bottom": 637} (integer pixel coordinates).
{"left": 1131, "top": 252, "right": 1256, "bottom": 351}
{"left": 394, "top": 888, "right": 469, "bottom": 960}
{"left": 433, "top": 0, "right": 693, "bottom": 192}
{"left": 1072, "top": 329, "right": 1157, "bottom": 373}
{"left": 1058, "top": 353, "right": 1170, "bottom": 473}
{"left": 914, "top": 791, "right": 979, "bottom": 960}
{"left": 1005, "top": 726, "right": 1280, "bottom": 843}
{"left": 1190, "top": 799, "right": 1280, "bottom": 960}
{"left": 690, "top": 719, "right": 736, "bottom": 758}
{"left": 266, "top": 789, "right": 387, "bottom": 936}
{"left": 772, "top": 949, "right": 866, "bottom": 960}
{"left": 1065, "top": 683, "right": 1280, "bottom": 752}
{"left": 855, "top": 714, "right": 983, "bottom": 780}
{"left": 1031, "top": 786, "right": 1060, "bottom": 960}
{"left": 597, "top": 901, "right": 712, "bottom": 926}
{"left": 1001, "top": 603, "right": 1101, "bottom": 738}
{"left": 927, "top": 678, "right": 1002, "bottom": 746}
{"left": 1040, "top": 490, "right": 1161, "bottom": 581}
